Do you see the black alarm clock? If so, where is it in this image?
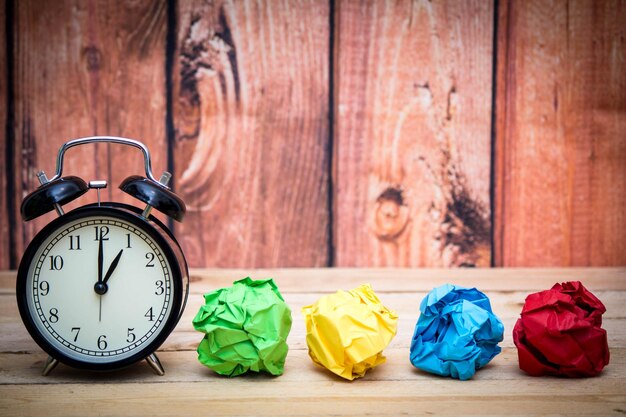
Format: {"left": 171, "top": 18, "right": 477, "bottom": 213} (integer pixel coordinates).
{"left": 16, "top": 136, "right": 189, "bottom": 376}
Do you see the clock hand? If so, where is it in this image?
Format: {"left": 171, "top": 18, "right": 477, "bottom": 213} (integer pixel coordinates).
{"left": 94, "top": 238, "right": 107, "bottom": 295}
{"left": 102, "top": 249, "right": 124, "bottom": 285}
{"left": 98, "top": 237, "right": 103, "bottom": 283}
{"left": 94, "top": 247, "right": 122, "bottom": 295}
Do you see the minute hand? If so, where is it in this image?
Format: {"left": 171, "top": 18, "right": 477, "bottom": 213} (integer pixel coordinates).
{"left": 98, "top": 238, "right": 104, "bottom": 283}
{"left": 102, "top": 249, "right": 124, "bottom": 285}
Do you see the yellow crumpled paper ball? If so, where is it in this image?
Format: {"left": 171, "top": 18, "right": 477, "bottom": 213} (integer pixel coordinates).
{"left": 302, "top": 284, "right": 398, "bottom": 380}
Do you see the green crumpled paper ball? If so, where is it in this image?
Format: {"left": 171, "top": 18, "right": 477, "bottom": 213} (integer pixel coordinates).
{"left": 192, "top": 277, "right": 292, "bottom": 377}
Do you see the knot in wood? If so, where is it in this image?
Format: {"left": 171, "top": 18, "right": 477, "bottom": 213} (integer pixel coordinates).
{"left": 83, "top": 46, "right": 102, "bottom": 72}
{"left": 372, "top": 187, "right": 410, "bottom": 241}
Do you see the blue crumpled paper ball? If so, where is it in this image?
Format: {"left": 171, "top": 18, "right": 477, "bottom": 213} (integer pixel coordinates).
{"left": 409, "top": 284, "right": 504, "bottom": 380}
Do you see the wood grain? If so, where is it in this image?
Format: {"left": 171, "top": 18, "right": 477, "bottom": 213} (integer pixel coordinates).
{"left": 494, "top": 0, "right": 626, "bottom": 266}
{"left": 0, "top": 268, "right": 625, "bottom": 416}
{"left": 0, "top": 0, "right": 9, "bottom": 269}
{"left": 334, "top": 0, "right": 494, "bottom": 267}
{"left": 2, "top": 347, "right": 626, "bottom": 384}
{"left": 1, "top": 380, "right": 623, "bottom": 417}
{"left": 11, "top": 0, "right": 169, "bottom": 261}
{"left": 2, "top": 267, "right": 625, "bottom": 293}
{"left": 173, "top": 0, "right": 330, "bottom": 268}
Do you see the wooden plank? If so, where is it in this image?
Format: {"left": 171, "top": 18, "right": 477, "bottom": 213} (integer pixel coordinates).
{"left": 2, "top": 267, "right": 626, "bottom": 293}
{"left": 0, "top": 379, "right": 624, "bottom": 417}
{"left": 12, "top": 0, "right": 169, "bottom": 260}
{"left": 3, "top": 310, "right": 624, "bottom": 353}
{"left": 173, "top": 0, "right": 330, "bottom": 268}
{"left": 0, "top": 0, "right": 9, "bottom": 269}
{"left": 334, "top": 0, "right": 494, "bottom": 267}
{"left": 183, "top": 267, "right": 626, "bottom": 293}
{"left": 4, "top": 285, "right": 625, "bottom": 326}
{"left": 494, "top": 0, "right": 626, "bottom": 266}
{"left": 1, "top": 347, "right": 625, "bottom": 384}
{"left": 0, "top": 271, "right": 626, "bottom": 352}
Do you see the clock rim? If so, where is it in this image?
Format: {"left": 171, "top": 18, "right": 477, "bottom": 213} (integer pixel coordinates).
{"left": 16, "top": 204, "right": 185, "bottom": 372}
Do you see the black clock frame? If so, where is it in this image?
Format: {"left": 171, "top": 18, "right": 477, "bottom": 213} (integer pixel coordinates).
{"left": 16, "top": 203, "right": 187, "bottom": 372}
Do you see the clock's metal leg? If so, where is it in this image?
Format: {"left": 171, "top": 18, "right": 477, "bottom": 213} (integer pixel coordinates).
{"left": 42, "top": 356, "right": 59, "bottom": 376}
{"left": 146, "top": 353, "right": 165, "bottom": 376}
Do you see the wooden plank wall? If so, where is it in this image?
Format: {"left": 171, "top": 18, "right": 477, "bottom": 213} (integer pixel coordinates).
{"left": 495, "top": 0, "right": 626, "bottom": 266}
{"left": 334, "top": 0, "right": 494, "bottom": 267}
{"left": 1, "top": 0, "right": 625, "bottom": 268}
{"left": 173, "top": 0, "right": 330, "bottom": 267}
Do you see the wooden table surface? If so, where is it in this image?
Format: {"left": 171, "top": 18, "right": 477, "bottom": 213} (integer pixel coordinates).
{"left": 1, "top": 268, "right": 625, "bottom": 416}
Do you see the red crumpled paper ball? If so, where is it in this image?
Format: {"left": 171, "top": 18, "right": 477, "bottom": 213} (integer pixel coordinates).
{"left": 513, "top": 281, "right": 609, "bottom": 377}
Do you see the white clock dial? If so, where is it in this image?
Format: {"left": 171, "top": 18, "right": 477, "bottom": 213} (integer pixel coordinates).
{"left": 24, "top": 216, "right": 174, "bottom": 363}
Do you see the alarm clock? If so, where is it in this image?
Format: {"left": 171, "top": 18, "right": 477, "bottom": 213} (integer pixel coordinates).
{"left": 16, "top": 136, "right": 189, "bottom": 376}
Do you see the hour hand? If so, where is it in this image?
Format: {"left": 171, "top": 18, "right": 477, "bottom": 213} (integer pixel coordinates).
{"left": 103, "top": 249, "right": 124, "bottom": 285}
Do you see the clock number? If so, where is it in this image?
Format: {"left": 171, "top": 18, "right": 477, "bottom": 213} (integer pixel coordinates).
{"left": 126, "top": 328, "right": 136, "bottom": 343}
{"left": 49, "top": 308, "right": 59, "bottom": 323}
{"left": 69, "top": 235, "right": 81, "bottom": 250}
{"left": 94, "top": 226, "right": 110, "bottom": 241}
{"left": 71, "top": 327, "right": 81, "bottom": 342}
{"left": 155, "top": 280, "right": 164, "bottom": 295}
{"left": 48, "top": 255, "right": 64, "bottom": 270}
{"left": 39, "top": 281, "right": 50, "bottom": 296}
{"left": 126, "top": 233, "right": 132, "bottom": 248}
{"left": 97, "top": 335, "right": 108, "bottom": 350}
{"left": 145, "top": 307, "right": 155, "bottom": 321}
{"left": 145, "top": 252, "right": 155, "bottom": 267}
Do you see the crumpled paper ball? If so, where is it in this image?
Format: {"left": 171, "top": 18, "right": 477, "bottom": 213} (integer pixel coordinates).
{"left": 513, "top": 281, "right": 609, "bottom": 377}
{"left": 192, "top": 277, "right": 292, "bottom": 377}
{"left": 410, "top": 284, "right": 504, "bottom": 380}
{"left": 302, "top": 284, "right": 398, "bottom": 380}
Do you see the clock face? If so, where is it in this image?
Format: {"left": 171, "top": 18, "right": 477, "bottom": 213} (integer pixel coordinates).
{"left": 18, "top": 208, "right": 182, "bottom": 368}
